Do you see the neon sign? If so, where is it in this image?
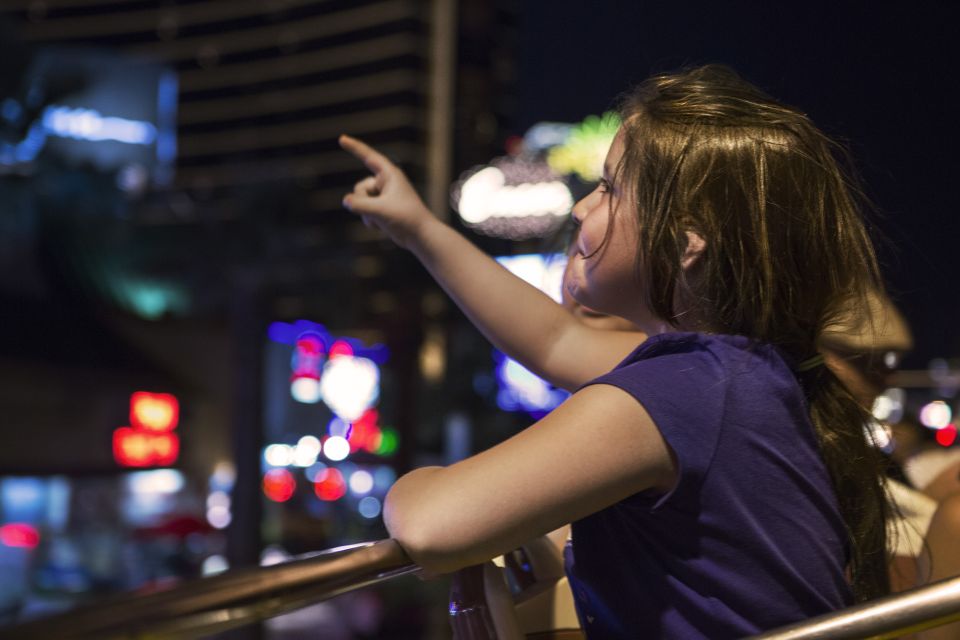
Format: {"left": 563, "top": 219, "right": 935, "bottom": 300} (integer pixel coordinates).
{"left": 114, "top": 391, "right": 181, "bottom": 468}
{"left": 546, "top": 111, "right": 621, "bottom": 182}
{"left": 42, "top": 106, "right": 157, "bottom": 145}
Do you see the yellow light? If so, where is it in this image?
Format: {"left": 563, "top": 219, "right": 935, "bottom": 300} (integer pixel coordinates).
{"left": 547, "top": 112, "right": 621, "bottom": 182}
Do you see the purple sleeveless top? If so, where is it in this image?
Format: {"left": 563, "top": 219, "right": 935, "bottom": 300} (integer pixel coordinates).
{"left": 564, "top": 332, "right": 852, "bottom": 638}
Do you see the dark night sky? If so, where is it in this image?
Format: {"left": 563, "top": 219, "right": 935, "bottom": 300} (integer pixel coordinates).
{"left": 515, "top": 1, "right": 959, "bottom": 367}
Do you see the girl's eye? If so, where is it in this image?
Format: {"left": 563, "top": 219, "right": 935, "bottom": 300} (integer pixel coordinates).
{"left": 598, "top": 179, "right": 612, "bottom": 194}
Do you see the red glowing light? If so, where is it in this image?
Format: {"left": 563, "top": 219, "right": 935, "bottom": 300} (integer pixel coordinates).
{"left": 296, "top": 335, "right": 323, "bottom": 355}
{"left": 114, "top": 427, "right": 150, "bottom": 467}
{"left": 349, "top": 409, "right": 383, "bottom": 453}
{"left": 113, "top": 427, "right": 180, "bottom": 467}
{"left": 293, "top": 334, "right": 324, "bottom": 378}
{"left": 936, "top": 424, "right": 958, "bottom": 447}
{"left": 329, "top": 340, "right": 354, "bottom": 359}
{"left": 0, "top": 523, "right": 40, "bottom": 549}
{"left": 263, "top": 468, "right": 296, "bottom": 502}
{"left": 314, "top": 468, "right": 347, "bottom": 501}
{"left": 130, "top": 392, "right": 180, "bottom": 432}
{"left": 151, "top": 433, "right": 180, "bottom": 466}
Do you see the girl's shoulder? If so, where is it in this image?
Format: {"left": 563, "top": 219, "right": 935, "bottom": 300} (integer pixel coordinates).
{"left": 618, "top": 331, "right": 779, "bottom": 369}
{"left": 607, "top": 331, "right": 799, "bottom": 400}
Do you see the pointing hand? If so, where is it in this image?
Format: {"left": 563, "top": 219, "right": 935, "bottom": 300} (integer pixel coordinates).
{"left": 339, "top": 135, "right": 435, "bottom": 249}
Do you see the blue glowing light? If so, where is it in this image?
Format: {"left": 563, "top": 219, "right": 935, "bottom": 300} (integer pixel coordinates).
{"left": 494, "top": 254, "right": 566, "bottom": 303}
{"left": 488, "top": 254, "right": 569, "bottom": 416}
{"left": 267, "top": 320, "right": 389, "bottom": 364}
{"left": 373, "top": 465, "right": 397, "bottom": 491}
{"left": 116, "top": 278, "right": 189, "bottom": 320}
{"left": 493, "top": 351, "right": 568, "bottom": 416}
{"left": 0, "top": 477, "right": 46, "bottom": 522}
{"left": 1, "top": 98, "right": 22, "bottom": 124}
{"left": 327, "top": 417, "right": 350, "bottom": 438}
{"left": 154, "top": 70, "right": 178, "bottom": 185}
{"left": 0, "top": 121, "right": 47, "bottom": 166}
{"left": 42, "top": 106, "right": 157, "bottom": 145}
{"left": 358, "top": 496, "right": 382, "bottom": 519}
{"left": 522, "top": 122, "right": 574, "bottom": 152}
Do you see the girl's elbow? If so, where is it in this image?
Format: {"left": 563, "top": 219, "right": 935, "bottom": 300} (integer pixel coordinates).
{"left": 384, "top": 487, "right": 471, "bottom": 574}
{"left": 391, "top": 532, "right": 469, "bottom": 575}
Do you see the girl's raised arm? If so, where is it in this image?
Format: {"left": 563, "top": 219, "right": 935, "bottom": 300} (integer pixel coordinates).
{"left": 339, "top": 134, "right": 639, "bottom": 390}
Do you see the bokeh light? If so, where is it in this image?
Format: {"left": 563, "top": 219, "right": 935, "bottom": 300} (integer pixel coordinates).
{"left": 452, "top": 156, "right": 573, "bottom": 240}
{"left": 293, "top": 435, "right": 321, "bottom": 467}
{"left": 130, "top": 391, "right": 179, "bottom": 432}
{"left": 202, "top": 555, "right": 229, "bottom": 576}
{"left": 323, "top": 436, "right": 350, "bottom": 462}
{"left": 375, "top": 429, "right": 399, "bottom": 456}
{"left": 263, "top": 468, "right": 296, "bottom": 502}
{"left": 546, "top": 111, "right": 621, "bottom": 182}
{"left": 936, "top": 424, "right": 958, "bottom": 447}
{"left": 349, "top": 470, "right": 374, "bottom": 495}
{"left": 210, "top": 461, "right": 236, "bottom": 492}
{"left": 0, "top": 523, "right": 40, "bottom": 549}
{"left": 358, "top": 496, "right": 382, "bottom": 519}
{"left": 920, "top": 401, "right": 952, "bottom": 429}
{"left": 328, "top": 417, "right": 350, "bottom": 438}
{"left": 264, "top": 443, "right": 295, "bottom": 467}
{"left": 320, "top": 355, "right": 380, "bottom": 421}
{"left": 290, "top": 376, "right": 322, "bottom": 404}
{"left": 206, "top": 505, "right": 232, "bottom": 529}
{"left": 314, "top": 468, "right": 347, "bottom": 501}
{"left": 373, "top": 465, "right": 397, "bottom": 490}
{"left": 207, "top": 490, "right": 231, "bottom": 510}
{"left": 872, "top": 388, "right": 905, "bottom": 423}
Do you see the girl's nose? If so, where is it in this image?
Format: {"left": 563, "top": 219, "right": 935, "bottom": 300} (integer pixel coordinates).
{"left": 571, "top": 185, "right": 603, "bottom": 224}
{"left": 571, "top": 196, "right": 589, "bottom": 225}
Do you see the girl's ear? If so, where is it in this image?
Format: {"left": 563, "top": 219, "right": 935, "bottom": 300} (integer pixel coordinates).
{"left": 681, "top": 230, "right": 707, "bottom": 270}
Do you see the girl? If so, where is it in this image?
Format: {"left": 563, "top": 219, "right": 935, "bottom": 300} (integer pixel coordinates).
{"left": 340, "top": 64, "right": 889, "bottom": 638}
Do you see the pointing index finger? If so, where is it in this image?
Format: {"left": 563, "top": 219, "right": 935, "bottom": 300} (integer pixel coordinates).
{"left": 339, "top": 134, "right": 391, "bottom": 175}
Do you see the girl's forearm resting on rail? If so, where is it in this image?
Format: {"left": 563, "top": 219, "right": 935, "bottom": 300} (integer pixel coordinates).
{"left": 383, "top": 385, "right": 676, "bottom": 575}
{"left": 383, "top": 465, "right": 533, "bottom": 573}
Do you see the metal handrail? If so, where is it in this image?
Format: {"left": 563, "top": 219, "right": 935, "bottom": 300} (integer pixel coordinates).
{"left": 3, "top": 534, "right": 959, "bottom": 640}
{"left": 748, "top": 574, "right": 960, "bottom": 639}
{"left": 0, "top": 539, "right": 418, "bottom": 640}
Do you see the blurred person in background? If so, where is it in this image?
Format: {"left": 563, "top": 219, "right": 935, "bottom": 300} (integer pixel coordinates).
{"left": 891, "top": 416, "right": 960, "bottom": 504}
{"left": 817, "top": 289, "right": 960, "bottom": 639}
{"left": 817, "top": 290, "right": 935, "bottom": 590}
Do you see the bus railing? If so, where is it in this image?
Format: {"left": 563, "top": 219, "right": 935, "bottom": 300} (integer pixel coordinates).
{"left": 0, "top": 539, "right": 418, "bottom": 640}
{"left": 747, "top": 573, "right": 960, "bottom": 639}
{"left": 2, "top": 536, "right": 960, "bottom": 640}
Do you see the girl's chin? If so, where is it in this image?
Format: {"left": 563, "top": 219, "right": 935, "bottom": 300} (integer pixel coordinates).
{"left": 577, "top": 304, "right": 606, "bottom": 318}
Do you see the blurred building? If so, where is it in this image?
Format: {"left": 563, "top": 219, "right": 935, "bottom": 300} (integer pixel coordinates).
{"left": 0, "top": 0, "right": 522, "bottom": 636}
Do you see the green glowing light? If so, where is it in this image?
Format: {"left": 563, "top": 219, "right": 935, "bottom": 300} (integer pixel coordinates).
{"left": 546, "top": 111, "right": 621, "bottom": 182}
{"left": 375, "top": 428, "right": 398, "bottom": 456}
{"left": 117, "top": 278, "right": 190, "bottom": 320}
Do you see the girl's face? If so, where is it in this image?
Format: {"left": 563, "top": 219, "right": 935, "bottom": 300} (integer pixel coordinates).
{"left": 561, "top": 241, "right": 642, "bottom": 333}
{"left": 564, "top": 131, "right": 661, "bottom": 332}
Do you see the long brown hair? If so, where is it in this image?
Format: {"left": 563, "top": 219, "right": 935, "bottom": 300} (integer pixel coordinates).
{"left": 616, "top": 64, "right": 890, "bottom": 601}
